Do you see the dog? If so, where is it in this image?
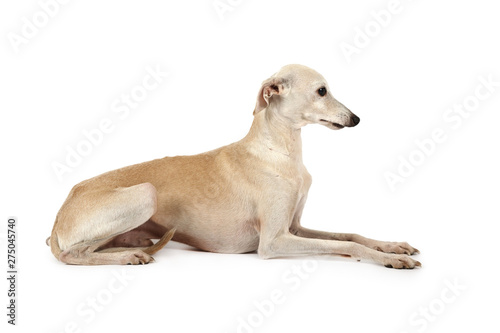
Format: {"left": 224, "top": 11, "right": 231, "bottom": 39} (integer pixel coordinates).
{"left": 48, "top": 64, "right": 420, "bottom": 268}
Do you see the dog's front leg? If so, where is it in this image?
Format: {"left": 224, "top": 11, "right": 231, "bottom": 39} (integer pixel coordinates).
{"left": 259, "top": 220, "right": 421, "bottom": 269}
{"left": 293, "top": 226, "right": 419, "bottom": 256}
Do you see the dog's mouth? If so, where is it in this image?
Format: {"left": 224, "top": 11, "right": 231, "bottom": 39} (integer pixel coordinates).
{"left": 320, "top": 119, "right": 344, "bottom": 129}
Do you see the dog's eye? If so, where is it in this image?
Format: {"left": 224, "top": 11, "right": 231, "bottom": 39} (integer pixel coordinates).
{"left": 317, "top": 87, "right": 327, "bottom": 97}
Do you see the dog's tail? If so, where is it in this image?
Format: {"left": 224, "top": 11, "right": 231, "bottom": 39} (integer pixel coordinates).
{"left": 46, "top": 215, "right": 64, "bottom": 260}
{"left": 48, "top": 231, "right": 63, "bottom": 260}
{"left": 143, "top": 228, "right": 176, "bottom": 255}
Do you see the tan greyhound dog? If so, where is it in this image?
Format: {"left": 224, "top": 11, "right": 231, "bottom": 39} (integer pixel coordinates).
{"left": 48, "top": 64, "right": 420, "bottom": 268}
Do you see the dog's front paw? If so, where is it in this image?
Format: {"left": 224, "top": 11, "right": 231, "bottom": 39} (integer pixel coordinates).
{"left": 374, "top": 241, "right": 419, "bottom": 256}
{"left": 382, "top": 254, "right": 421, "bottom": 269}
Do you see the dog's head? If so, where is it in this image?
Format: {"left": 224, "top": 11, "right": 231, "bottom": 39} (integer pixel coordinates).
{"left": 253, "top": 64, "right": 360, "bottom": 130}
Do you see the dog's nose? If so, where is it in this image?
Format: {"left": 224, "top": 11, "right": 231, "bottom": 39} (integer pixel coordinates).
{"left": 351, "top": 114, "right": 360, "bottom": 127}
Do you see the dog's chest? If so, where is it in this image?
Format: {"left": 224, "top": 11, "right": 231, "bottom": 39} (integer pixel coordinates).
{"left": 297, "top": 167, "right": 312, "bottom": 199}
{"left": 274, "top": 163, "right": 312, "bottom": 197}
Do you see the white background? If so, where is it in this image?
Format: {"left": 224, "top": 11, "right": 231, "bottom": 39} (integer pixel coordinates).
{"left": 1, "top": 0, "right": 499, "bottom": 332}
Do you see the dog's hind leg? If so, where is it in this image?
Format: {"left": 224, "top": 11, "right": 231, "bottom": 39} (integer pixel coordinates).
{"left": 51, "top": 183, "right": 173, "bottom": 265}
{"left": 97, "top": 220, "right": 169, "bottom": 250}
{"left": 59, "top": 228, "right": 175, "bottom": 265}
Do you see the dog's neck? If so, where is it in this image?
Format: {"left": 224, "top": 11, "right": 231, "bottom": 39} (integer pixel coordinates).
{"left": 243, "top": 106, "right": 303, "bottom": 163}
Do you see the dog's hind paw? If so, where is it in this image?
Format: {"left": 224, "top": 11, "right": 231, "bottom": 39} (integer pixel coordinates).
{"left": 123, "top": 250, "right": 154, "bottom": 265}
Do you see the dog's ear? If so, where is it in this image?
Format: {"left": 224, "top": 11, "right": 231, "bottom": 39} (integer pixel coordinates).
{"left": 253, "top": 76, "right": 289, "bottom": 115}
